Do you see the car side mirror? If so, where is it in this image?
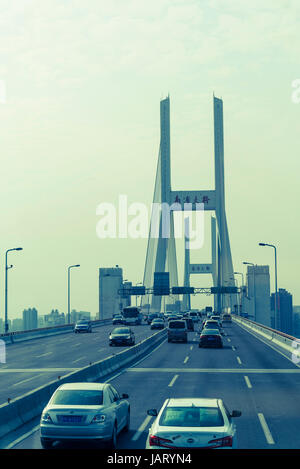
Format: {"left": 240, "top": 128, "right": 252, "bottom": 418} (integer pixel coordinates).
{"left": 147, "top": 409, "right": 158, "bottom": 417}
{"left": 122, "top": 393, "right": 129, "bottom": 399}
{"left": 231, "top": 410, "right": 242, "bottom": 418}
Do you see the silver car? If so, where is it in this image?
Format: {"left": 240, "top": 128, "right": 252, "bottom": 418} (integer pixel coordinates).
{"left": 40, "top": 382, "right": 130, "bottom": 449}
{"left": 146, "top": 398, "right": 241, "bottom": 449}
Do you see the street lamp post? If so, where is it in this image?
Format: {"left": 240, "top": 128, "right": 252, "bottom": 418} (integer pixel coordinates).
{"left": 135, "top": 282, "right": 142, "bottom": 307}
{"left": 259, "top": 243, "right": 278, "bottom": 329}
{"left": 5, "top": 247, "right": 23, "bottom": 333}
{"left": 234, "top": 272, "right": 244, "bottom": 315}
{"left": 68, "top": 265, "right": 80, "bottom": 324}
{"left": 243, "top": 262, "right": 256, "bottom": 321}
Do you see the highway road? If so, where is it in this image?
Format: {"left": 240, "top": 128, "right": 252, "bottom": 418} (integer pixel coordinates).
{"left": 5, "top": 320, "right": 300, "bottom": 449}
{"left": 0, "top": 322, "right": 155, "bottom": 405}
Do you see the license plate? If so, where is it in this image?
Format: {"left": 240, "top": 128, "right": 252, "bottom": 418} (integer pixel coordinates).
{"left": 59, "top": 415, "right": 82, "bottom": 423}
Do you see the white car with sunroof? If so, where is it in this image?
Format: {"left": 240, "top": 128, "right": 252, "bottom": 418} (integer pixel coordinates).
{"left": 146, "top": 398, "right": 241, "bottom": 449}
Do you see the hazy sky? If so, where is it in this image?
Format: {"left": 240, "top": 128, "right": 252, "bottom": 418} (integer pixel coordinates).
{"left": 0, "top": 0, "right": 300, "bottom": 319}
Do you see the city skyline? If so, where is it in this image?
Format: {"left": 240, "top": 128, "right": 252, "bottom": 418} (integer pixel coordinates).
{"left": 0, "top": 0, "right": 300, "bottom": 320}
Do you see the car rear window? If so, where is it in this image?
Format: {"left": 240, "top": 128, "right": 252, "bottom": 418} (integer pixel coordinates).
{"left": 159, "top": 407, "right": 224, "bottom": 427}
{"left": 113, "top": 328, "right": 130, "bottom": 334}
{"left": 51, "top": 390, "right": 103, "bottom": 406}
{"left": 201, "top": 329, "right": 220, "bottom": 335}
{"left": 168, "top": 321, "right": 186, "bottom": 329}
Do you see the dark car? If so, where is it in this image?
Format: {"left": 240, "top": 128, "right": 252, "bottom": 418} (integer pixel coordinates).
{"left": 184, "top": 318, "right": 194, "bottom": 331}
{"left": 199, "top": 329, "right": 223, "bottom": 348}
{"left": 112, "top": 315, "right": 125, "bottom": 325}
{"left": 109, "top": 327, "right": 135, "bottom": 346}
{"left": 150, "top": 318, "right": 165, "bottom": 330}
{"left": 74, "top": 320, "right": 92, "bottom": 333}
{"left": 147, "top": 313, "right": 159, "bottom": 325}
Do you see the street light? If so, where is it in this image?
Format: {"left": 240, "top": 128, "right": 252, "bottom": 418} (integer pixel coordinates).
{"left": 259, "top": 242, "right": 278, "bottom": 329}
{"left": 5, "top": 247, "right": 23, "bottom": 333}
{"left": 234, "top": 272, "right": 244, "bottom": 315}
{"left": 136, "top": 282, "right": 143, "bottom": 307}
{"left": 243, "top": 262, "right": 256, "bottom": 320}
{"left": 67, "top": 264, "right": 80, "bottom": 324}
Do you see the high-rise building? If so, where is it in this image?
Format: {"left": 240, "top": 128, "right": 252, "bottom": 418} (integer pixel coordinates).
{"left": 11, "top": 318, "right": 23, "bottom": 331}
{"left": 23, "top": 308, "right": 38, "bottom": 331}
{"left": 44, "top": 309, "right": 66, "bottom": 326}
{"left": 243, "top": 265, "right": 271, "bottom": 327}
{"left": 293, "top": 306, "right": 300, "bottom": 338}
{"left": 271, "top": 288, "right": 293, "bottom": 335}
{"left": 99, "top": 266, "right": 123, "bottom": 319}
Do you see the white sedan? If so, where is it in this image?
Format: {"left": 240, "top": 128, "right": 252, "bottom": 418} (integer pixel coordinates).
{"left": 40, "top": 382, "right": 130, "bottom": 449}
{"left": 145, "top": 398, "right": 241, "bottom": 449}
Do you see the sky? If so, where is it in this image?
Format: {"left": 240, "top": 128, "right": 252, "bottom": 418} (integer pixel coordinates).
{"left": 0, "top": 0, "right": 300, "bottom": 319}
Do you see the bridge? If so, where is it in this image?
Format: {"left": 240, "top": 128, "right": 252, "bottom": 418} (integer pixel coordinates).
{"left": 0, "top": 96, "right": 298, "bottom": 451}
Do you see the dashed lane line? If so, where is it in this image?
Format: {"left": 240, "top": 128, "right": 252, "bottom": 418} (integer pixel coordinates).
{"left": 168, "top": 374, "right": 179, "bottom": 387}
{"left": 258, "top": 413, "right": 275, "bottom": 445}
{"left": 244, "top": 375, "right": 252, "bottom": 388}
{"left": 131, "top": 415, "right": 153, "bottom": 441}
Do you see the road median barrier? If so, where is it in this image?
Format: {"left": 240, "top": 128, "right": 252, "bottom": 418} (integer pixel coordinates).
{"left": 0, "top": 328, "right": 167, "bottom": 441}
{"left": 232, "top": 315, "right": 300, "bottom": 358}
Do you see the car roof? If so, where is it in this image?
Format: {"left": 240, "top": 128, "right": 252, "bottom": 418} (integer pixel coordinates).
{"left": 57, "top": 382, "right": 107, "bottom": 391}
{"left": 166, "top": 398, "right": 220, "bottom": 408}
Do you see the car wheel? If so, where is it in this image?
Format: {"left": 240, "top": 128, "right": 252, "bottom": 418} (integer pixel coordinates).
{"left": 40, "top": 438, "right": 53, "bottom": 449}
{"left": 107, "top": 423, "right": 117, "bottom": 449}
{"left": 123, "top": 411, "right": 130, "bottom": 432}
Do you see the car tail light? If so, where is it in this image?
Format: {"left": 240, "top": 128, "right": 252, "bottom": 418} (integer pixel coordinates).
{"left": 149, "top": 434, "right": 174, "bottom": 448}
{"left": 91, "top": 414, "right": 106, "bottom": 423}
{"left": 208, "top": 435, "right": 233, "bottom": 448}
{"left": 41, "top": 412, "right": 53, "bottom": 424}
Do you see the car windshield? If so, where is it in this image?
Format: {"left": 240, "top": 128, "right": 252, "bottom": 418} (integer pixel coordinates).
{"left": 153, "top": 319, "right": 163, "bottom": 322}
{"left": 159, "top": 406, "right": 224, "bottom": 427}
{"left": 168, "top": 321, "right": 185, "bottom": 329}
{"left": 77, "top": 320, "right": 89, "bottom": 324}
{"left": 112, "top": 328, "right": 130, "bottom": 334}
{"left": 51, "top": 390, "right": 103, "bottom": 406}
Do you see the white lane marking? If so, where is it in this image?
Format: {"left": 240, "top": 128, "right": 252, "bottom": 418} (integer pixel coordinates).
{"left": 0, "top": 368, "right": 78, "bottom": 373}
{"left": 244, "top": 375, "right": 252, "bottom": 389}
{"left": 5, "top": 424, "right": 41, "bottom": 449}
{"left": 12, "top": 374, "right": 42, "bottom": 387}
{"left": 190, "top": 346, "right": 193, "bottom": 351}
{"left": 35, "top": 352, "right": 53, "bottom": 358}
{"left": 132, "top": 415, "right": 153, "bottom": 441}
{"left": 183, "top": 356, "right": 189, "bottom": 364}
{"left": 168, "top": 374, "right": 179, "bottom": 387}
{"left": 227, "top": 338, "right": 231, "bottom": 342}
{"left": 258, "top": 413, "right": 275, "bottom": 445}
{"left": 236, "top": 356, "right": 242, "bottom": 365}
{"left": 234, "top": 321, "right": 300, "bottom": 369}
{"left": 232, "top": 346, "right": 236, "bottom": 351}
{"left": 71, "top": 343, "right": 81, "bottom": 347}
{"left": 127, "top": 367, "right": 300, "bottom": 373}
{"left": 72, "top": 357, "right": 87, "bottom": 364}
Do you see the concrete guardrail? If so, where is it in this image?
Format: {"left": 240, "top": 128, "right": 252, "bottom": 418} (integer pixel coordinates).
{"left": 232, "top": 314, "right": 300, "bottom": 360}
{"left": 0, "top": 327, "right": 167, "bottom": 440}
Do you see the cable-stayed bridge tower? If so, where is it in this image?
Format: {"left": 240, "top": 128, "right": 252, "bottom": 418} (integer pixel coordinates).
{"left": 143, "top": 95, "right": 235, "bottom": 313}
